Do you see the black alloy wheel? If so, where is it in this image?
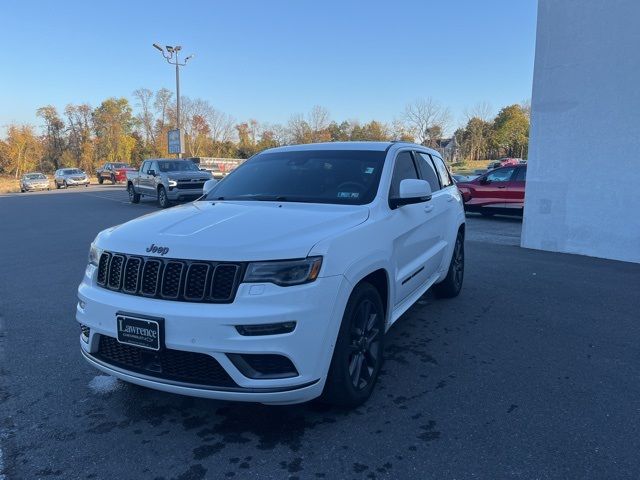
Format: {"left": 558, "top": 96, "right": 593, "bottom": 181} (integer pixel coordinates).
{"left": 323, "top": 282, "right": 385, "bottom": 407}
{"left": 347, "top": 297, "right": 382, "bottom": 390}
{"left": 433, "top": 230, "right": 464, "bottom": 298}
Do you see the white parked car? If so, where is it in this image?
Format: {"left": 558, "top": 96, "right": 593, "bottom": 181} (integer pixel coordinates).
{"left": 77, "top": 142, "right": 465, "bottom": 407}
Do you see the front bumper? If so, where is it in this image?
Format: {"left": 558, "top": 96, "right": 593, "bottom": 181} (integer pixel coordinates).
{"left": 76, "top": 264, "right": 351, "bottom": 404}
{"left": 166, "top": 187, "right": 203, "bottom": 201}
{"left": 23, "top": 183, "right": 49, "bottom": 190}
{"left": 65, "top": 178, "right": 90, "bottom": 186}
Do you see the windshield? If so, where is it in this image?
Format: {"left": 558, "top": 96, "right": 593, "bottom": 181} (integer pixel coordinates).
{"left": 25, "top": 173, "right": 46, "bottom": 180}
{"left": 205, "top": 149, "right": 386, "bottom": 205}
{"left": 63, "top": 169, "right": 83, "bottom": 175}
{"left": 157, "top": 160, "right": 199, "bottom": 172}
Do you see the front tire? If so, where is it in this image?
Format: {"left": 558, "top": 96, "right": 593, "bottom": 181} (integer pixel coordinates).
{"left": 433, "top": 230, "right": 464, "bottom": 299}
{"left": 98, "top": 176, "right": 104, "bottom": 185}
{"left": 322, "top": 282, "right": 384, "bottom": 408}
{"left": 128, "top": 184, "right": 140, "bottom": 204}
{"left": 157, "top": 186, "right": 170, "bottom": 208}
{"left": 63, "top": 181, "right": 68, "bottom": 189}
{"left": 110, "top": 174, "right": 116, "bottom": 184}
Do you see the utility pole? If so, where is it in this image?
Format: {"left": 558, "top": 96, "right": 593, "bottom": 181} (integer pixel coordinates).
{"left": 153, "top": 43, "right": 194, "bottom": 158}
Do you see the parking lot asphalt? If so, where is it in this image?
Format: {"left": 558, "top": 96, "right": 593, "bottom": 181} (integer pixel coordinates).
{"left": 1, "top": 186, "right": 639, "bottom": 480}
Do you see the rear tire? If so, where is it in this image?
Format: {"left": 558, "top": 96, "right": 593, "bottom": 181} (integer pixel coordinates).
{"left": 157, "top": 186, "right": 170, "bottom": 208}
{"left": 63, "top": 181, "right": 68, "bottom": 189}
{"left": 110, "top": 174, "right": 116, "bottom": 184}
{"left": 433, "top": 230, "right": 464, "bottom": 299}
{"left": 128, "top": 184, "right": 140, "bottom": 204}
{"left": 98, "top": 176, "right": 104, "bottom": 185}
{"left": 322, "top": 282, "right": 385, "bottom": 408}
{"left": 56, "top": 182, "right": 60, "bottom": 189}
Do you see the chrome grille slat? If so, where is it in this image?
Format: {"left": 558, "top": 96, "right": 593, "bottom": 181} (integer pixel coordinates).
{"left": 96, "top": 251, "right": 242, "bottom": 304}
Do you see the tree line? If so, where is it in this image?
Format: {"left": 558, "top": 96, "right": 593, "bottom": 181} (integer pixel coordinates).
{"left": 0, "top": 89, "right": 530, "bottom": 177}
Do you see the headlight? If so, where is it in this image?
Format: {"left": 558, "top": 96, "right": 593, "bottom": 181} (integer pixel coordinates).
{"left": 244, "top": 257, "right": 322, "bottom": 287}
{"left": 168, "top": 179, "right": 177, "bottom": 187}
{"left": 88, "top": 242, "right": 103, "bottom": 266}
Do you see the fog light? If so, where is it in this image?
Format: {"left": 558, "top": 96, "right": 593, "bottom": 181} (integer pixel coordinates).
{"left": 80, "top": 324, "right": 90, "bottom": 343}
{"left": 235, "top": 321, "right": 296, "bottom": 336}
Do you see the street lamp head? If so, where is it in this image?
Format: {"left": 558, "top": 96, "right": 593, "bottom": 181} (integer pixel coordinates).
{"left": 152, "top": 43, "right": 164, "bottom": 52}
{"left": 174, "top": 46, "right": 182, "bottom": 52}
{"left": 166, "top": 45, "right": 174, "bottom": 53}
{"left": 185, "top": 54, "right": 194, "bottom": 62}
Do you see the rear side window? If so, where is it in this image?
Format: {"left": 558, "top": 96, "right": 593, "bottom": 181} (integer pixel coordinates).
{"left": 431, "top": 155, "right": 453, "bottom": 188}
{"left": 389, "top": 151, "right": 419, "bottom": 197}
{"left": 486, "top": 167, "right": 516, "bottom": 183}
{"left": 514, "top": 167, "right": 527, "bottom": 182}
{"left": 415, "top": 153, "right": 441, "bottom": 192}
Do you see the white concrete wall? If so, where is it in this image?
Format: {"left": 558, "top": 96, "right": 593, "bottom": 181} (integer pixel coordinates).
{"left": 521, "top": 0, "right": 640, "bottom": 263}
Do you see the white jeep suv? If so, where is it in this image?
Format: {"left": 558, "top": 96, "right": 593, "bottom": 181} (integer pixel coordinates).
{"left": 77, "top": 142, "right": 465, "bottom": 407}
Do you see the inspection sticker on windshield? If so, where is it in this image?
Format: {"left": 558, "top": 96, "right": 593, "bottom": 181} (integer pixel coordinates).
{"left": 338, "top": 192, "right": 360, "bottom": 199}
{"left": 364, "top": 167, "right": 375, "bottom": 174}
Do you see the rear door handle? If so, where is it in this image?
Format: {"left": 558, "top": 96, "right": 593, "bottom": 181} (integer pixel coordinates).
{"left": 424, "top": 205, "right": 434, "bottom": 213}
{"left": 497, "top": 185, "right": 506, "bottom": 189}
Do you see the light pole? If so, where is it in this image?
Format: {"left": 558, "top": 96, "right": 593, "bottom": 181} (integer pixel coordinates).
{"left": 153, "top": 43, "right": 194, "bottom": 158}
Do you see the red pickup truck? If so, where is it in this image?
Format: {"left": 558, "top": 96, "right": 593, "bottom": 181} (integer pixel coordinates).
{"left": 96, "top": 162, "right": 136, "bottom": 184}
{"left": 455, "top": 165, "right": 527, "bottom": 216}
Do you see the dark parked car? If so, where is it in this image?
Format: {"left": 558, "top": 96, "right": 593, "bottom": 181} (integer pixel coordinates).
{"left": 96, "top": 162, "right": 136, "bottom": 184}
{"left": 456, "top": 165, "right": 526, "bottom": 216}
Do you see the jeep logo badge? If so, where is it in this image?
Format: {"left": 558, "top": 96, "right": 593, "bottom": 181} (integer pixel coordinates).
{"left": 146, "top": 244, "right": 169, "bottom": 256}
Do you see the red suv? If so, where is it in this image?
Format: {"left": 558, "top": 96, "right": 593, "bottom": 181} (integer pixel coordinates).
{"left": 456, "top": 165, "right": 526, "bottom": 216}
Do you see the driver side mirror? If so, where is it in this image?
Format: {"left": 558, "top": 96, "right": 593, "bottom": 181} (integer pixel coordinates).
{"left": 148, "top": 169, "right": 156, "bottom": 176}
{"left": 389, "top": 179, "right": 432, "bottom": 209}
{"left": 203, "top": 179, "right": 218, "bottom": 195}
{"left": 479, "top": 176, "right": 489, "bottom": 185}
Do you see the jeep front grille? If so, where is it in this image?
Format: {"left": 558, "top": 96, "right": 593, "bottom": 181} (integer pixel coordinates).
{"left": 96, "top": 251, "right": 243, "bottom": 303}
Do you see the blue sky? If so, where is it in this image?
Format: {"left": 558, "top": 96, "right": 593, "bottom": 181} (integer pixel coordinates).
{"left": 1, "top": 0, "right": 537, "bottom": 131}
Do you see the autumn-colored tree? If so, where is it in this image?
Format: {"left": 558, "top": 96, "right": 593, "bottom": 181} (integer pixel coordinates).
{"left": 0, "top": 124, "right": 43, "bottom": 177}
{"left": 93, "top": 98, "right": 136, "bottom": 168}
{"left": 491, "top": 104, "right": 529, "bottom": 158}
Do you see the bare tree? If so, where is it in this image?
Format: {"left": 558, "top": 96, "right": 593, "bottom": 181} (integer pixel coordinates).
{"left": 153, "top": 88, "right": 173, "bottom": 132}
{"left": 132, "top": 88, "right": 155, "bottom": 145}
{"left": 403, "top": 98, "right": 451, "bottom": 145}
{"left": 464, "top": 101, "right": 493, "bottom": 122}
{"left": 308, "top": 105, "right": 330, "bottom": 142}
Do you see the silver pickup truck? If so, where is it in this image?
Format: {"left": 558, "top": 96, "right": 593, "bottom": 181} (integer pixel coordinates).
{"left": 126, "top": 158, "right": 213, "bottom": 208}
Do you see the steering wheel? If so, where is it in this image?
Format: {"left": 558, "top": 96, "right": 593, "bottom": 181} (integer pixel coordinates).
{"left": 336, "top": 181, "right": 366, "bottom": 195}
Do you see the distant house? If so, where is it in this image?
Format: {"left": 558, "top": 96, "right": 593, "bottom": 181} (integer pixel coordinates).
{"left": 434, "top": 137, "right": 460, "bottom": 163}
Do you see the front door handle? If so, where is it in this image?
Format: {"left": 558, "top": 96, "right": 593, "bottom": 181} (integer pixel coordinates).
{"left": 497, "top": 185, "right": 507, "bottom": 189}
{"left": 424, "top": 205, "right": 434, "bottom": 213}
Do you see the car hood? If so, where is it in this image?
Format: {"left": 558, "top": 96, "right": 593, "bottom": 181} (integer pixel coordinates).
{"left": 96, "top": 201, "right": 370, "bottom": 261}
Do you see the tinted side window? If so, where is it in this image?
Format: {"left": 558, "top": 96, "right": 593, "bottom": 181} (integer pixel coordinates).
{"left": 415, "top": 153, "right": 441, "bottom": 192}
{"left": 390, "top": 152, "right": 419, "bottom": 198}
{"left": 514, "top": 167, "right": 527, "bottom": 182}
{"left": 486, "top": 167, "right": 516, "bottom": 183}
{"left": 431, "top": 155, "right": 453, "bottom": 187}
